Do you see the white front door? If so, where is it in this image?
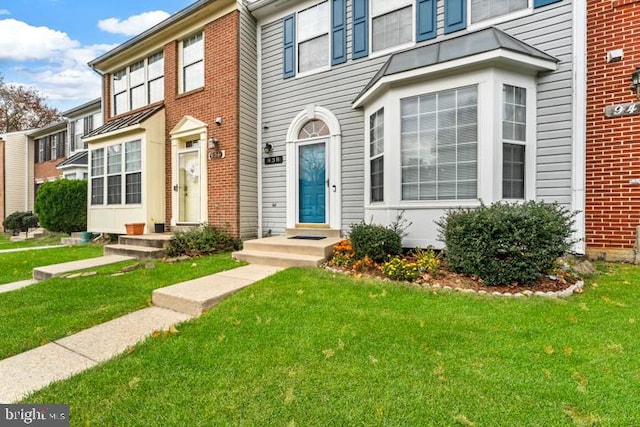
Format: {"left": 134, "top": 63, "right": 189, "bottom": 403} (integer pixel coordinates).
{"left": 177, "top": 149, "right": 201, "bottom": 223}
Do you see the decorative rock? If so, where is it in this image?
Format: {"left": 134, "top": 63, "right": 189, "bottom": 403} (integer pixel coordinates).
{"left": 432, "top": 284, "right": 441, "bottom": 289}
{"left": 572, "top": 260, "right": 597, "bottom": 276}
{"left": 121, "top": 264, "right": 140, "bottom": 273}
{"left": 534, "top": 291, "right": 546, "bottom": 297}
{"left": 478, "top": 290, "right": 487, "bottom": 294}
{"left": 492, "top": 291, "right": 502, "bottom": 296}
{"left": 443, "top": 286, "right": 452, "bottom": 290}
{"left": 513, "top": 293, "right": 523, "bottom": 297}
{"left": 522, "top": 290, "right": 533, "bottom": 296}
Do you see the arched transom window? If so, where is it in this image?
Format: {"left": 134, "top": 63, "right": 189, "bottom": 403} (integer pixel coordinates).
{"left": 298, "top": 119, "right": 329, "bottom": 139}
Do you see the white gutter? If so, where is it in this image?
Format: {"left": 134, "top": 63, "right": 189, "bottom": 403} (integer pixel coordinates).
{"left": 571, "top": 0, "right": 587, "bottom": 254}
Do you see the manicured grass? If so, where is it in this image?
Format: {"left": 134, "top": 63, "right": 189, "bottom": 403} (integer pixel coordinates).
{"left": 24, "top": 263, "right": 640, "bottom": 426}
{"left": 0, "top": 233, "right": 67, "bottom": 250}
{"left": 0, "top": 253, "right": 243, "bottom": 359}
{"left": 0, "top": 245, "right": 104, "bottom": 285}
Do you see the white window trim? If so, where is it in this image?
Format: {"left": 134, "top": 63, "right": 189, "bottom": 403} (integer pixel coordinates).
{"left": 466, "top": 0, "right": 533, "bottom": 32}
{"left": 368, "top": 0, "right": 416, "bottom": 60}
{"left": 368, "top": 108, "right": 385, "bottom": 204}
{"left": 179, "top": 32, "right": 204, "bottom": 94}
{"left": 90, "top": 148, "right": 105, "bottom": 206}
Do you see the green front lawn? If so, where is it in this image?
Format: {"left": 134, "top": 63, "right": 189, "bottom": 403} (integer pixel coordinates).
{"left": 0, "top": 253, "right": 242, "bottom": 359}
{"left": 0, "top": 233, "right": 67, "bottom": 250}
{"left": 25, "top": 264, "right": 640, "bottom": 426}
{"left": 0, "top": 245, "right": 104, "bottom": 284}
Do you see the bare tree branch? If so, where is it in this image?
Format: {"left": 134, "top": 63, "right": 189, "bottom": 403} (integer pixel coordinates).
{"left": 0, "top": 73, "right": 60, "bottom": 133}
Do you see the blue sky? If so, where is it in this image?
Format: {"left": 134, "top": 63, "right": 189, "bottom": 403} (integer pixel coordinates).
{"left": 0, "top": 0, "right": 194, "bottom": 111}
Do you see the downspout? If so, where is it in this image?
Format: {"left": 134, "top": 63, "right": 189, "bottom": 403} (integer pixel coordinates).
{"left": 572, "top": 0, "right": 586, "bottom": 255}
{"left": 256, "top": 23, "right": 264, "bottom": 238}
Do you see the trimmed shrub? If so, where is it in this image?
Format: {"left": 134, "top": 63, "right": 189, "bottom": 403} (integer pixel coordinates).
{"left": 3, "top": 211, "right": 38, "bottom": 236}
{"left": 165, "top": 225, "right": 241, "bottom": 257}
{"left": 349, "top": 222, "right": 402, "bottom": 263}
{"left": 436, "top": 201, "right": 576, "bottom": 286}
{"left": 34, "top": 179, "right": 87, "bottom": 234}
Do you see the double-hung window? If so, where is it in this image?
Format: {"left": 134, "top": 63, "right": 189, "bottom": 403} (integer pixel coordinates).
{"left": 147, "top": 52, "right": 164, "bottom": 103}
{"left": 502, "top": 84, "right": 526, "bottom": 199}
{"left": 471, "top": 0, "right": 528, "bottom": 24}
{"left": 50, "top": 134, "right": 58, "bottom": 160}
{"left": 113, "top": 69, "right": 128, "bottom": 116}
{"left": 112, "top": 51, "right": 164, "bottom": 116}
{"left": 73, "top": 118, "right": 84, "bottom": 151}
{"left": 369, "top": 108, "right": 384, "bottom": 203}
{"left": 182, "top": 33, "right": 204, "bottom": 92}
{"left": 125, "top": 141, "right": 142, "bottom": 204}
{"left": 91, "top": 148, "right": 105, "bottom": 205}
{"left": 372, "top": 0, "right": 413, "bottom": 53}
{"left": 107, "top": 145, "right": 122, "bottom": 205}
{"left": 401, "top": 86, "right": 478, "bottom": 200}
{"left": 129, "top": 61, "right": 146, "bottom": 111}
{"left": 297, "top": 1, "right": 330, "bottom": 73}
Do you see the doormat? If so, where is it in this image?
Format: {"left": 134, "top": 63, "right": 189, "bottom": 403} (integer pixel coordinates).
{"left": 287, "top": 236, "right": 327, "bottom": 240}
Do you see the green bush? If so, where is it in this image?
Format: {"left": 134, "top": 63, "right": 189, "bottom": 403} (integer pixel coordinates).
{"left": 349, "top": 222, "right": 402, "bottom": 263}
{"left": 34, "top": 179, "right": 87, "bottom": 234}
{"left": 165, "top": 225, "right": 241, "bottom": 257}
{"left": 436, "top": 201, "right": 576, "bottom": 286}
{"left": 413, "top": 246, "right": 441, "bottom": 277}
{"left": 3, "top": 211, "right": 38, "bottom": 236}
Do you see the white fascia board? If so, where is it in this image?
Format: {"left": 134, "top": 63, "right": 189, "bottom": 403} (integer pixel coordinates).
{"left": 82, "top": 124, "right": 144, "bottom": 144}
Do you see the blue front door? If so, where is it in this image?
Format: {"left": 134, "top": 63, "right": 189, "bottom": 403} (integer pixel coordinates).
{"left": 298, "top": 142, "right": 326, "bottom": 223}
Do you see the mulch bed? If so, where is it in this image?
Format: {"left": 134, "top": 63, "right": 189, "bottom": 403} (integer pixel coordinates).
{"left": 325, "top": 263, "right": 582, "bottom": 295}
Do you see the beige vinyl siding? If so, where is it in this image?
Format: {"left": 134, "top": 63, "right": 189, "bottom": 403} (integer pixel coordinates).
{"left": 2, "top": 131, "right": 31, "bottom": 215}
{"left": 239, "top": 5, "right": 258, "bottom": 239}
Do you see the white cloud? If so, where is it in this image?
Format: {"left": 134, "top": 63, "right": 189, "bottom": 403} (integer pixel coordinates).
{"left": 98, "top": 10, "right": 170, "bottom": 36}
{"left": 0, "top": 9, "right": 10, "bottom": 15}
{"left": 0, "top": 18, "right": 118, "bottom": 110}
{"left": 0, "top": 19, "right": 79, "bottom": 61}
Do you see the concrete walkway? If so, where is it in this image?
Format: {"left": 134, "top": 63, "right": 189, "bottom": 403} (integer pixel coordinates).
{"left": 0, "top": 245, "right": 64, "bottom": 254}
{"left": 0, "top": 263, "right": 282, "bottom": 403}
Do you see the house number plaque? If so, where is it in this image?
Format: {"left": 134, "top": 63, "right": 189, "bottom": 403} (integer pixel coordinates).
{"left": 605, "top": 102, "right": 640, "bottom": 118}
{"left": 264, "top": 156, "right": 283, "bottom": 165}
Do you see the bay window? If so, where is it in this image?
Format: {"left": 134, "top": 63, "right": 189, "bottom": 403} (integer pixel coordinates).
{"left": 91, "top": 141, "right": 143, "bottom": 206}
{"left": 125, "top": 141, "right": 142, "bottom": 204}
{"left": 107, "top": 145, "right": 122, "bottom": 205}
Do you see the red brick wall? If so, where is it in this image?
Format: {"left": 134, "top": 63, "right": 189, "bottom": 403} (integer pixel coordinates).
{"left": 34, "top": 160, "right": 64, "bottom": 183}
{"left": 164, "top": 11, "right": 241, "bottom": 236}
{"left": 586, "top": 0, "right": 640, "bottom": 257}
{"left": 0, "top": 138, "right": 4, "bottom": 231}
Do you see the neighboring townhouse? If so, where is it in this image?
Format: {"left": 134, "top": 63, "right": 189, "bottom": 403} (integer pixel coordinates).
{"left": 57, "top": 98, "right": 103, "bottom": 180}
{"left": 30, "top": 120, "right": 67, "bottom": 200}
{"left": 0, "top": 130, "right": 33, "bottom": 230}
{"left": 585, "top": 0, "right": 640, "bottom": 262}
{"left": 86, "top": 0, "right": 257, "bottom": 237}
{"left": 250, "top": 0, "right": 586, "bottom": 250}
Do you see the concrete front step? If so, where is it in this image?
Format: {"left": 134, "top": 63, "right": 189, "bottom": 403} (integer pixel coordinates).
{"left": 242, "top": 235, "right": 341, "bottom": 258}
{"left": 104, "top": 244, "right": 165, "bottom": 260}
{"left": 152, "top": 264, "right": 282, "bottom": 316}
{"left": 61, "top": 237, "right": 83, "bottom": 245}
{"left": 118, "top": 234, "right": 172, "bottom": 249}
{"left": 232, "top": 249, "right": 327, "bottom": 268}
{"left": 33, "top": 255, "right": 134, "bottom": 281}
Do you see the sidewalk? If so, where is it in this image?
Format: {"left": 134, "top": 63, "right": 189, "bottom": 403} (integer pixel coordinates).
{"left": 0, "top": 263, "right": 282, "bottom": 403}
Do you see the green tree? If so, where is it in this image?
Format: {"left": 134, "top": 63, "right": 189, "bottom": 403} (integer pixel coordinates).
{"left": 35, "top": 179, "right": 87, "bottom": 234}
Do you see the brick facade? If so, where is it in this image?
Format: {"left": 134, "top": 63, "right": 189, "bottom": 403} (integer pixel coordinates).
{"left": 163, "top": 11, "right": 241, "bottom": 236}
{"left": 586, "top": 0, "right": 640, "bottom": 261}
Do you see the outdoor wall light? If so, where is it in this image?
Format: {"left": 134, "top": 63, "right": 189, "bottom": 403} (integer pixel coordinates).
{"left": 208, "top": 137, "right": 218, "bottom": 149}
{"left": 263, "top": 142, "right": 273, "bottom": 154}
{"left": 631, "top": 67, "right": 640, "bottom": 98}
